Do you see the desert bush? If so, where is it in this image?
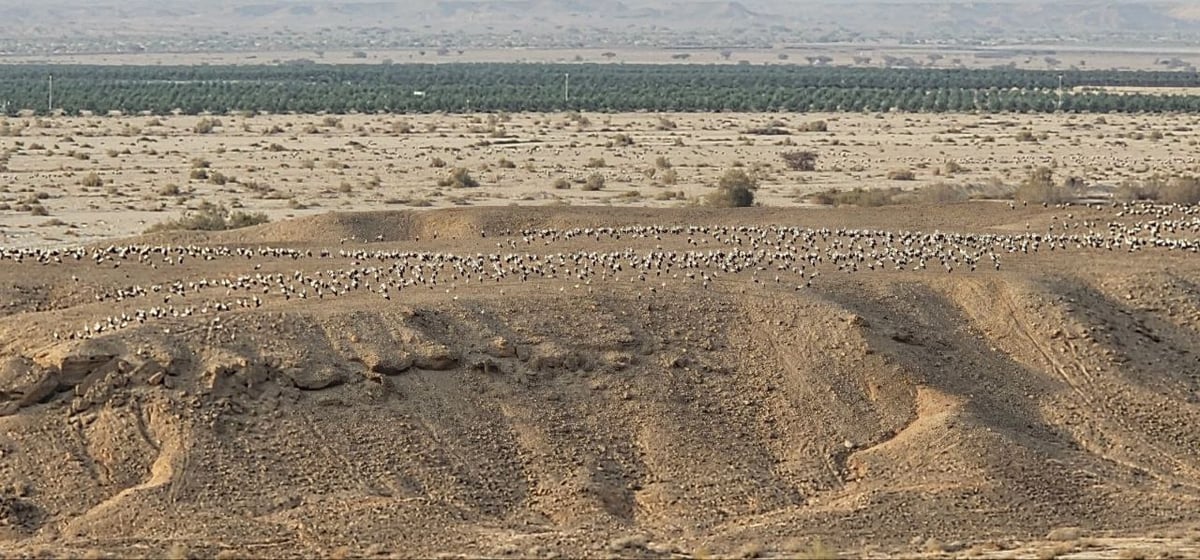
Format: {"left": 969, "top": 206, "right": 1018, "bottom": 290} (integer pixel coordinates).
{"left": 1157, "top": 176, "right": 1200, "bottom": 205}
{"left": 887, "top": 169, "right": 916, "bottom": 181}
{"left": 80, "top": 171, "right": 103, "bottom": 187}
{"left": 746, "top": 126, "right": 790, "bottom": 135}
{"left": 582, "top": 173, "right": 606, "bottom": 191}
{"left": 809, "top": 187, "right": 907, "bottom": 207}
{"left": 798, "top": 120, "right": 828, "bottom": 132}
{"left": 497, "top": 158, "right": 516, "bottom": 169}
{"left": 1015, "top": 167, "right": 1074, "bottom": 204}
{"left": 610, "top": 133, "right": 635, "bottom": 147}
{"left": 1117, "top": 175, "right": 1200, "bottom": 204}
{"left": 145, "top": 201, "right": 268, "bottom": 232}
{"left": 159, "top": 183, "right": 182, "bottom": 196}
{"left": 552, "top": 177, "right": 571, "bottom": 190}
{"left": 584, "top": 157, "right": 607, "bottom": 168}
{"left": 1113, "top": 180, "right": 1147, "bottom": 203}
{"left": 781, "top": 150, "right": 817, "bottom": 171}
{"left": 706, "top": 168, "right": 758, "bottom": 207}
{"left": 438, "top": 167, "right": 479, "bottom": 188}
{"left": 660, "top": 168, "right": 679, "bottom": 185}
{"left": 193, "top": 117, "right": 220, "bottom": 134}
{"left": 654, "top": 156, "right": 672, "bottom": 169}
{"left": 567, "top": 112, "right": 591, "bottom": 127}
{"left": 919, "top": 182, "right": 971, "bottom": 203}
{"left": 430, "top": 156, "right": 447, "bottom": 168}
{"left": 942, "top": 160, "right": 967, "bottom": 175}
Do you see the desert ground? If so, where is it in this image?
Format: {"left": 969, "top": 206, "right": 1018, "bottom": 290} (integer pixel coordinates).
{"left": 5, "top": 45, "right": 1200, "bottom": 71}
{"left": 1, "top": 201, "right": 1199, "bottom": 558}
{"left": 2, "top": 108, "right": 1200, "bottom": 558}
{"left": 3, "top": 111, "right": 1200, "bottom": 247}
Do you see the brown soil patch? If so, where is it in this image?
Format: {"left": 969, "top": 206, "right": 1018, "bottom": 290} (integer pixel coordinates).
{"left": 1, "top": 203, "right": 1199, "bottom": 558}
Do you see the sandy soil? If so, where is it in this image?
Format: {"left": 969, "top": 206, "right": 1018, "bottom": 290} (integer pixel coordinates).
{"left": 3, "top": 45, "right": 1195, "bottom": 71}
{"left": 1, "top": 202, "right": 1199, "bottom": 558}
{"left": 3, "top": 111, "right": 1199, "bottom": 248}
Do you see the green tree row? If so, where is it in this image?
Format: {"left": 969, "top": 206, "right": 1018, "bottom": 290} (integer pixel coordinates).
{"left": 3, "top": 63, "right": 1200, "bottom": 115}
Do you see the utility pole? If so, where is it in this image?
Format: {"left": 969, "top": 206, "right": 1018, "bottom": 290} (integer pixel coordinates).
{"left": 48, "top": 74, "right": 53, "bottom": 115}
{"left": 1057, "top": 74, "right": 1064, "bottom": 112}
{"left": 564, "top": 73, "right": 570, "bottom": 104}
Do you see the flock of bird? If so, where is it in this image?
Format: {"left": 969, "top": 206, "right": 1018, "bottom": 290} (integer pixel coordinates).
{"left": 0, "top": 202, "right": 1194, "bottom": 341}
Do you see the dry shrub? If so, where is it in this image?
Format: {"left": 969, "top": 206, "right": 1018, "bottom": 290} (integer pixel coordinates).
{"left": 1015, "top": 167, "right": 1075, "bottom": 205}
{"left": 582, "top": 173, "right": 605, "bottom": 191}
{"left": 798, "top": 120, "right": 828, "bottom": 132}
{"left": 809, "top": 187, "right": 906, "bottom": 207}
{"left": 887, "top": 169, "right": 916, "bottom": 181}
{"left": 193, "top": 117, "right": 221, "bottom": 134}
{"left": 610, "top": 133, "right": 635, "bottom": 147}
{"left": 80, "top": 171, "right": 103, "bottom": 187}
{"left": 746, "top": 126, "right": 789, "bottom": 135}
{"left": 920, "top": 182, "right": 971, "bottom": 203}
{"left": 1159, "top": 177, "right": 1200, "bottom": 205}
{"left": 1046, "top": 527, "right": 1084, "bottom": 541}
{"left": 438, "top": 167, "right": 479, "bottom": 188}
{"left": 706, "top": 168, "right": 757, "bottom": 207}
{"left": 781, "top": 150, "right": 817, "bottom": 171}
{"left": 145, "top": 201, "right": 268, "bottom": 233}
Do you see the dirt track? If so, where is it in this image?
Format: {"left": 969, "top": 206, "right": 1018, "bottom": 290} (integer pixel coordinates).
{"left": 1, "top": 202, "right": 1200, "bottom": 558}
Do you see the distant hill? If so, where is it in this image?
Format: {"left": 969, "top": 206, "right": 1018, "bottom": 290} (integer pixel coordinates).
{"left": 3, "top": 1, "right": 1200, "bottom": 49}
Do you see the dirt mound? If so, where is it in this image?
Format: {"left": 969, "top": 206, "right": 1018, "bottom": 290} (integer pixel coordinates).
{"left": 129, "top": 203, "right": 1057, "bottom": 249}
{"left": 2, "top": 204, "right": 1199, "bottom": 558}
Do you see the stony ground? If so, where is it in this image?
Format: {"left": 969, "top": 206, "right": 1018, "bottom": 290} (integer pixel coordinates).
{"left": 4, "top": 111, "right": 1200, "bottom": 248}
{"left": 1, "top": 203, "right": 1199, "bottom": 558}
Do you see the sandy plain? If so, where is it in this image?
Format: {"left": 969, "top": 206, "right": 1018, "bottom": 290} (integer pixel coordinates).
{"left": 1, "top": 104, "right": 1200, "bottom": 558}
{"left": 3, "top": 110, "right": 1200, "bottom": 248}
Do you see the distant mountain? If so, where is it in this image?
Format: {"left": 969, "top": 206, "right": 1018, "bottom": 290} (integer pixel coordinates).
{"left": 3, "top": 1, "right": 1200, "bottom": 47}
